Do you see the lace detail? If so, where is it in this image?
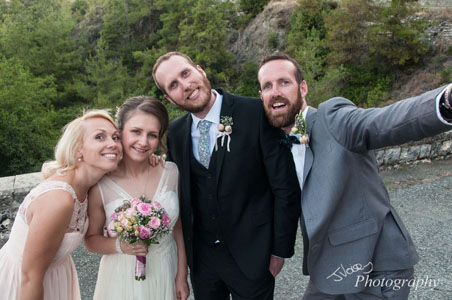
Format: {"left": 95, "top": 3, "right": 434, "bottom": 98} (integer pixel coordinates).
{"left": 18, "top": 181, "right": 87, "bottom": 233}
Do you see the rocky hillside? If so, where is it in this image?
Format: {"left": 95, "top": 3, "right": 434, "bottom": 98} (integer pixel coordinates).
{"left": 229, "top": 0, "right": 452, "bottom": 100}
{"left": 229, "top": 0, "right": 298, "bottom": 64}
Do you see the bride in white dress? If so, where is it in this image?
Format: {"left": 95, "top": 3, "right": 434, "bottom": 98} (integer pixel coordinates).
{"left": 84, "top": 96, "right": 189, "bottom": 300}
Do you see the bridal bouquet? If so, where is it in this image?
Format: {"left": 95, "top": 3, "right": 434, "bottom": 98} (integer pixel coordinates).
{"left": 106, "top": 196, "right": 171, "bottom": 280}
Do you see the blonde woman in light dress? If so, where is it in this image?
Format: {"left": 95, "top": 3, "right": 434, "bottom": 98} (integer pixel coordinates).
{"left": 84, "top": 96, "right": 189, "bottom": 300}
{"left": 0, "top": 110, "right": 122, "bottom": 300}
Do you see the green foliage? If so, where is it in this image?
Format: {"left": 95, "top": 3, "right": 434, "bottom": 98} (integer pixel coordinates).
{"left": 0, "top": 0, "right": 86, "bottom": 108}
{"left": 288, "top": 0, "right": 331, "bottom": 41}
{"left": 288, "top": 28, "right": 326, "bottom": 82}
{"left": 0, "top": 58, "right": 58, "bottom": 176}
{"left": 321, "top": 0, "right": 426, "bottom": 105}
{"left": 99, "top": 0, "right": 160, "bottom": 68}
{"left": 239, "top": 0, "right": 268, "bottom": 17}
{"left": 306, "top": 66, "right": 348, "bottom": 107}
{"left": 75, "top": 39, "right": 135, "bottom": 108}
{"left": 237, "top": 0, "right": 269, "bottom": 27}
{"left": 440, "top": 66, "right": 452, "bottom": 83}
{"left": 71, "top": 0, "right": 88, "bottom": 16}
{"left": 179, "top": 0, "right": 234, "bottom": 88}
{"left": 366, "top": 0, "right": 429, "bottom": 72}
{"left": 286, "top": 0, "right": 339, "bottom": 107}
{"left": 267, "top": 33, "right": 279, "bottom": 49}
{"left": 324, "top": 0, "right": 373, "bottom": 67}
{"left": 233, "top": 61, "right": 260, "bottom": 98}
{"left": 366, "top": 76, "right": 392, "bottom": 108}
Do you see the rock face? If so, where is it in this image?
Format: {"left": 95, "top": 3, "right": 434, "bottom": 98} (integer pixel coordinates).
{"left": 229, "top": 0, "right": 298, "bottom": 65}
{"left": 229, "top": 0, "right": 452, "bottom": 66}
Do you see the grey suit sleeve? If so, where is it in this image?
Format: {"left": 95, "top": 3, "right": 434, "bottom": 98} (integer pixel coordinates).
{"left": 321, "top": 86, "right": 452, "bottom": 152}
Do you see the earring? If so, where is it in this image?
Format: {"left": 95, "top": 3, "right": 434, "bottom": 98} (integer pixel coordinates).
{"left": 77, "top": 156, "right": 83, "bottom": 162}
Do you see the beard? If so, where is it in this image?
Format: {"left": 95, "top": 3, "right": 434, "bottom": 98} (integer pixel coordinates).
{"left": 264, "top": 89, "right": 303, "bottom": 129}
{"left": 170, "top": 75, "right": 212, "bottom": 114}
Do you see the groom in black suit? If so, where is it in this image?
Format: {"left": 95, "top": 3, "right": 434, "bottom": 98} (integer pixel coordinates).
{"left": 152, "top": 52, "right": 301, "bottom": 300}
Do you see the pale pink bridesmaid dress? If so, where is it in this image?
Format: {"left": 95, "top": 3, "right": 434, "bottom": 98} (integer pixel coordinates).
{"left": 0, "top": 181, "right": 88, "bottom": 300}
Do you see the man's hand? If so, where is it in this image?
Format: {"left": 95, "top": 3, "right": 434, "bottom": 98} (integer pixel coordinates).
{"left": 148, "top": 153, "right": 166, "bottom": 167}
{"left": 269, "top": 256, "right": 284, "bottom": 277}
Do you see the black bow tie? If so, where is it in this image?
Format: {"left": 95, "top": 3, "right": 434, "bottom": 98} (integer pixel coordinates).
{"left": 280, "top": 134, "right": 300, "bottom": 149}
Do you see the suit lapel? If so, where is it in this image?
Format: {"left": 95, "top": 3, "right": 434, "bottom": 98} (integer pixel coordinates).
{"left": 215, "top": 91, "right": 234, "bottom": 186}
{"left": 182, "top": 114, "right": 193, "bottom": 207}
{"left": 303, "top": 107, "right": 317, "bottom": 185}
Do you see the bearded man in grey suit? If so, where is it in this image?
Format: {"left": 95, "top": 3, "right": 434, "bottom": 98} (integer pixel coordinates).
{"left": 257, "top": 52, "right": 452, "bottom": 300}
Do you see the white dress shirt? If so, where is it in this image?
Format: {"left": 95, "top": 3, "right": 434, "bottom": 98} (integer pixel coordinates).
{"left": 191, "top": 90, "right": 223, "bottom": 162}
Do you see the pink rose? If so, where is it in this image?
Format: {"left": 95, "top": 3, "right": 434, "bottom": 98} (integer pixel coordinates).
{"left": 151, "top": 201, "right": 162, "bottom": 210}
{"left": 149, "top": 217, "right": 161, "bottom": 229}
{"left": 137, "top": 203, "right": 152, "bottom": 216}
{"left": 125, "top": 207, "right": 136, "bottom": 219}
{"left": 162, "top": 213, "right": 171, "bottom": 227}
{"left": 129, "top": 198, "right": 142, "bottom": 208}
{"left": 138, "top": 226, "right": 152, "bottom": 239}
{"left": 110, "top": 212, "right": 121, "bottom": 221}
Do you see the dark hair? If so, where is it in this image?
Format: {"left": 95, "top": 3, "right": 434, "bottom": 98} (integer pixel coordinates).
{"left": 152, "top": 51, "right": 197, "bottom": 93}
{"left": 258, "top": 52, "right": 304, "bottom": 85}
{"left": 116, "top": 96, "right": 169, "bottom": 154}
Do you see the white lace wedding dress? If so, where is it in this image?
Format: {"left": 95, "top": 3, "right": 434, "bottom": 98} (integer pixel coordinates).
{"left": 92, "top": 162, "right": 180, "bottom": 300}
{"left": 0, "top": 181, "right": 87, "bottom": 300}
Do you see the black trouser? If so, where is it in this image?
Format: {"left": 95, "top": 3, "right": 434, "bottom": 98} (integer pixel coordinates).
{"left": 191, "top": 237, "right": 275, "bottom": 300}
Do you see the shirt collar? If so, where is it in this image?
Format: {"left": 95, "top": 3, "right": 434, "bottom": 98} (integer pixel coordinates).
{"left": 191, "top": 89, "right": 223, "bottom": 128}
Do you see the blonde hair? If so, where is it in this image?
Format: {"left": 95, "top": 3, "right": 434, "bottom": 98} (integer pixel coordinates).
{"left": 41, "top": 110, "right": 116, "bottom": 179}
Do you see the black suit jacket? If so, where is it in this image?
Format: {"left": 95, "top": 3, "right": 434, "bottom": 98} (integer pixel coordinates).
{"left": 167, "top": 90, "right": 301, "bottom": 280}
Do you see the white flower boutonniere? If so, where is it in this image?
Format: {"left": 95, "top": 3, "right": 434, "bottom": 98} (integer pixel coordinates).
{"left": 291, "top": 110, "right": 309, "bottom": 144}
{"left": 216, "top": 116, "right": 233, "bottom": 152}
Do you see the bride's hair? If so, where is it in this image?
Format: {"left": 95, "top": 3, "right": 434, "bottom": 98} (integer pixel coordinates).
{"left": 41, "top": 110, "right": 116, "bottom": 179}
{"left": 116, "top": 96, "right": 169, "bottom": 154}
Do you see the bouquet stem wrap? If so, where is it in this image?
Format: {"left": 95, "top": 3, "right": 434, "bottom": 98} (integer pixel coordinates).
{"left": 135, "top": 255, "right": 146, "bottom": 280}
{"left": 108, "top": 196, "right": 171, "bottom": 281}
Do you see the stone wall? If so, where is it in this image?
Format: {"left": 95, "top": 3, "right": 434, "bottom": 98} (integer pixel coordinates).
{"left": 376, "top": 130, "right": 452, "bottom": 166}
{"left": 0, "top": 172, "right": 42, "bottom": 245}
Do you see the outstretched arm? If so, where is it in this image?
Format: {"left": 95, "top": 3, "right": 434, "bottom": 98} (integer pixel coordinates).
{"left": 324, "top": 85, "right": 452, "bottom": 152}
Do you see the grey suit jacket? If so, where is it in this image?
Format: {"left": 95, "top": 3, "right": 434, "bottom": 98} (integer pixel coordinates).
{"left": 300, "top": 86, "right": 451, "bottom": 294}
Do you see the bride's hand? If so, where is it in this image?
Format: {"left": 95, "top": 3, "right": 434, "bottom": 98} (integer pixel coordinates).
{"left": 175, "top": 274, "right": 189, "bottom": 300}
{"left": 120, "top": 240, "right": 148, "bottom": 256}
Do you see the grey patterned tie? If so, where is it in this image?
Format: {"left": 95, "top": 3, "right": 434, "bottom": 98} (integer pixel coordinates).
{"left": 198, "top": 120, "right": 211, "bottom": 168}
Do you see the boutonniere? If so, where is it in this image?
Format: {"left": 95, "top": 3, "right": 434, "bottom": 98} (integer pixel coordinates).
{"left": 291, "top": 110, "right": 309, "bottom": 144}
{"left": 216, "top": 116, "right": 233, "bottom": 152}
